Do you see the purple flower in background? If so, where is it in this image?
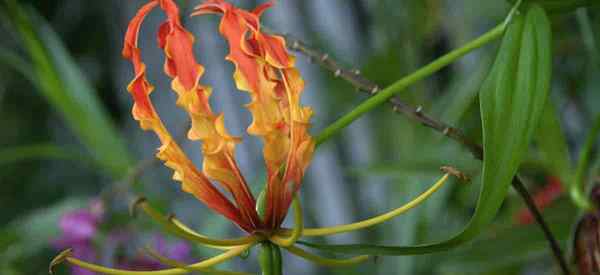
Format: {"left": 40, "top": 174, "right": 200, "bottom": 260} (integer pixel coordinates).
{"left": 54, "top": 199, "right": 104, "bottom": 246}
{"left": 53, "top": 199, "right": 104, "bottom": 275}
{"left": 118, "top": 236, "right": 192, "bottom": 271}
{"left": 53, "top": 199, "right": 192, "bottom": 273}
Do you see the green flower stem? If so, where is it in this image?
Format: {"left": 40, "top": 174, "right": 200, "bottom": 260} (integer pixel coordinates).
{"left": 315, "top": 23, "right": 506, "bottom": 146}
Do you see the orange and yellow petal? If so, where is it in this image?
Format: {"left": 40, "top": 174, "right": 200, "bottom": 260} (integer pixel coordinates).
{"left": 193, "top": 0, "right": 315, "bottom": 228}
{"left": 156, "top": 0, "right": 262, "bottom": 229}
{"left": 122, "top": 0, "right": 255, "bottom": 232}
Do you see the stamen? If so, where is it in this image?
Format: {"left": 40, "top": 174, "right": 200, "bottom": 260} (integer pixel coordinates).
{"left": 270, "top": 196, "right": 303, "bottom": 247}
{"left": 133, "top": 198, "right": 260, "bottom": 247}
{"left": 143, "top": 246, "right": 253, "bottom": 275}
{"left": 168, "top": 215, "right": 237, "bottom": 250}
{"left": 49, "top": 248, "right": 73, "bottom": 274}
{"left": 284, "top": 245, "right": 370, "bottom": 267}
{"left": 59, "top": 243, "right": 256, "bottom": 275}
{"left": 280, "top": 173, "right": 450, "bottom": 237}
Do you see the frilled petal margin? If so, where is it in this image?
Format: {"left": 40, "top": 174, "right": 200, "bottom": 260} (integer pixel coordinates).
{"left": 122, "top": 0, "right": 253, "bottom": 232}
{"left": 193, "top": 0, "right": 315, "bottom": 230}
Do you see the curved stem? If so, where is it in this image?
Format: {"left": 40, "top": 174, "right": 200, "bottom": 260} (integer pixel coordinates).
{"left": 315, "top": 23, "right": 506, "bottom": 146}
{"left": 142, "top": 246, "right": 253, "bottom": 275}
{"left": 278, "top": 174, "right": 449, "bottom": 237}
{"left": 134, "top": 199, "right": 260, "bottom": 247}
{"left": 61, "top": 243, "right": 256, "bottom": 275}
{"left": 284, "top": 245, "right": 370, "bottom": 267}
{"left": 168, "top": 216, "right": 237, "bottom": 250}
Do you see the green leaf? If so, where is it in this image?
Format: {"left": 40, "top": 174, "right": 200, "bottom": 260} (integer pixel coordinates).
{"left": 0, "top": 143, "right": 94, "bottom": 166}
{"left": 535, "top": 100, "right": 571, "bottom": 183}
{"left": 433, "top": 56, "right": 491, "bottom": 125}
{"left": 0, "top": 47, "right": 35, "bottom": 83}
{"left": 299, "top": 5, "right": 553, "bottom": 255}
{"left": 4, "top": 1, "right": 132, "bottom": 178}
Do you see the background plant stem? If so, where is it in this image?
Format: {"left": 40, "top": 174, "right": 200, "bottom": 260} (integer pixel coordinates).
{"left": 315, "top": 23, "right": 505, "bottom": 146}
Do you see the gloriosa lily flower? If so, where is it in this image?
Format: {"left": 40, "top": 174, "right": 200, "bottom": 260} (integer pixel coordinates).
{"left": 51, "top": 0, "right": 455, "bottom": 274}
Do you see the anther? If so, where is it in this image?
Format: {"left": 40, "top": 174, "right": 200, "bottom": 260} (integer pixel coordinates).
{"left": 129, "top": 197, "right": 147, "bottom": 218}
{"left": 442, "top": 127, "right": 451, "bottom": 136}
{"left": 415, "top": 105, "right": 423, "bottom": 115}
{"left": 292, "top": 41, "right": 300, "bottom": 49}
{"left": 440, "top": 166, "right": 470, "bottom": 183}
{"left": 167, "top": 213, "right": 176, "bottom": 221}
{"left": 370, "top": 86, "right": 379, "bottom": 94}
{"left": 49, "top": 248, "right": 73, "bottom": 275}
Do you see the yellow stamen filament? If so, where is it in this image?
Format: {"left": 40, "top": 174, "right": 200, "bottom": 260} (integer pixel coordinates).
{"left": 284, "top": 245, "right": 370, "bottom": 267}
{"left": 142, "top": 246, "right": 253, "bottom": 275}
{"left": 137, "top": 200, "right": 260, "bottom": 247}
{"left": 168, "top": 216, "right": 237, "bottom": 250}
{"left": 279, "top": 173, "right": 450, "bottom": 237}
{"left": 62, "top": 243, "right": 256, "bottom": 275}
{"left": 269, "top": 196, "right": 303, "bottom": 247}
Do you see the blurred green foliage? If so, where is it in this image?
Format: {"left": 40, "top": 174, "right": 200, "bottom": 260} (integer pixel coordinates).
{"left": 0, "top": 0, "right": 598, "bottom": 274}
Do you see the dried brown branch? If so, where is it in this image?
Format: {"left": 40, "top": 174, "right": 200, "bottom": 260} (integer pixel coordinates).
{"left": 282, "top": 33, "right": 484, "bottom": 159}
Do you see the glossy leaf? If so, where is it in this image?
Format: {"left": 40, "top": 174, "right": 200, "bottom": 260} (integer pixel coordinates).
{"left": 299, "top": 5, "right": 552, "bottom": 255}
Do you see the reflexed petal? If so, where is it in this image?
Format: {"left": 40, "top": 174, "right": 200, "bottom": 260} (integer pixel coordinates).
{"left": 122, "top": 0, "right": 251, "bottom": 231}
{"left": 156, "top": 0, "right": 261, "bottom": 230}
{"left": 193, "top": 0, "right": 315, "bottom": 229}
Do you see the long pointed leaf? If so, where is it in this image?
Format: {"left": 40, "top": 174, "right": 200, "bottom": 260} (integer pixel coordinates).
{"left": 4, "top": 1, "right": 132, "bottom": 177}
{"left": 299, "top": 5, "right": 552, "bottom": 255}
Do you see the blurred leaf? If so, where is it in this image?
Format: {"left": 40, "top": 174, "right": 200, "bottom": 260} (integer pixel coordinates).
{"left": 4, "top": 0, "right": 132, "bottom": 178}
{"left": 576, "top": 9, "right": 600, "bottom": 67}
{"left": 0, "top": 198, "right": 86, "bottom": 260}
{"left": 0, "top": 47, "right": 35, "bottom": 83}
{"left": 433, "top": 56, "right": 491, "bottom": 125}
{"left": 349, "top": 145, "right": 480, "bottom": 179}
{"left": 0, "top": 143, "right": 94, "bottom": 166}
{"left": 535, "top": 100, "right": 572, "bottom": 183}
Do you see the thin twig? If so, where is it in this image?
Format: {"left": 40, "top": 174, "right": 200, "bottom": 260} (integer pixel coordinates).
{"left": 283, "top": 32, "right": 484, "bottom": 159}
{"left": 512, "top": 176, "right": 571, "bottom": 274}
{"left": 276, "top": 31, "right": 570, "bottom": 274}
